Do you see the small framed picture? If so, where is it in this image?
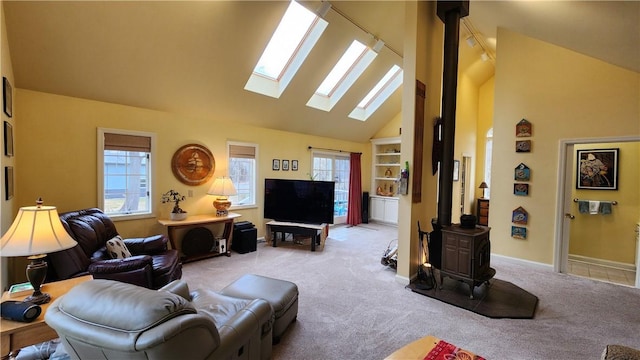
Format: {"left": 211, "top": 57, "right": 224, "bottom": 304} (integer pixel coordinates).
{"left": 511, "top": 226, "right": 527, "bottom": 240}
{"left": 3, "top": 77, "right": 12, "bottom": 118}
{"left": 516, "top": 118, "right": 532, "bottom": 137}
{"left": 4, "top": 121, "right": 13, "bottom": 157}
{"left": 453, "top": 160, "right": 460, "bottom": 181}
{"left": 514, "top": 183, "right": 529, "bottom": 196}
{"left": 292, "top": 160, "right": 298, "bottom": 171}
{"left": 282, "top": 160, "right": 289, "bottom": 171}
{"left": 576, "top": 148, "right": 619, "bottom": 190}
{"left": 5, "top": 166, "right": 13, "bottom": 200}
{"left": 516, "top": 140, "right": 531, "bottom": 153}
{"left": 514, "top": 163, "right": 530, "bottom": 181}
{"left": 272, "top": 159, "right": 280, "bottom": 171}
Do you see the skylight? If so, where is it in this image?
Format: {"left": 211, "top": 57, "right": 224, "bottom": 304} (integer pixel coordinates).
{"left": 245, "top": 1, "right": 329, "bottom": 98}
{"left": 307, "top": 39, "right": 382, "bottom": 112}
{"left": 349, "top": 64, "right": 403, "bottom": 121}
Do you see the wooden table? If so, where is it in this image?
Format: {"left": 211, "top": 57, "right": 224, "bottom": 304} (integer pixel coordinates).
{"left": 158, "top": 213, "right": 241, "bottom": 262}
{"left": 384, "top": 335, "right": 439, "bottom": 359}
{"left": 265, "top": 221, "right": 328, "bottom": 252}
{"left": 1, "top": 275, "right": 93, "bottom": 359}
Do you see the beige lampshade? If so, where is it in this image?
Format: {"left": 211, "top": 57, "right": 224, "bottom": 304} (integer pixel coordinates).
{"left": 207, "top": 177, "right": 238, "bottom": 216}
{"left": 0, "top": 205, "right": 77, "bottom": 257}
{"left": 207, "top": 177, "right": 238, "bottom": 197}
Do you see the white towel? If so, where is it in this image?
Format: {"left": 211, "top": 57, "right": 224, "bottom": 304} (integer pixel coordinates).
{"left": 589, "top": 201, "right": 600, "bottom": 215}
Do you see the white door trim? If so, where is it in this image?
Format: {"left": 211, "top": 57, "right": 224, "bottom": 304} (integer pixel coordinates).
{"left": 555, "top": 135, "right": 640, "bottom": 288}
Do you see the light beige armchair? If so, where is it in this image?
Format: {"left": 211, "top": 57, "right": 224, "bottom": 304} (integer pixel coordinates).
{"left": 45, "top": 279, "right": 274, "bottom": 360}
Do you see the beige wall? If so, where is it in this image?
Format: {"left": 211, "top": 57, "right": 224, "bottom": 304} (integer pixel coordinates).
{"left": 492, "top": 28, "right": 640, "bottom": 264}
{"left": 452, "top": 73, "right": 479, "bottom": 221}
{"left": 1, "top": 7, "right": 17, "bottom": 290}
{"left": 475, "top": 77, "right": 494, "bottom": 200}
{"left": 14, "top": 89, "right": 369, "bottom": 243}
{"left": 570, "top": 142, "right": 639, "bottom": 265}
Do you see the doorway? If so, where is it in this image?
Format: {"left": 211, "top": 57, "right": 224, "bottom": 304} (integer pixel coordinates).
{"left": 555, "top": 137, "right": 640, "bottom": 288}
{"left": 311, "top": 151, "right": 350, "bottom": 225}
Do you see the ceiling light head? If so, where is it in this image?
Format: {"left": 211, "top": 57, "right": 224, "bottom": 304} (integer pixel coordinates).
{"left": 480, "top": 52, "right": 490, "bottom": 62}
{"left": 372, "top": 39, "right": 385, "bottom": 53}
{"left": 465, "top": 36, "right": 476, "bottom": 48}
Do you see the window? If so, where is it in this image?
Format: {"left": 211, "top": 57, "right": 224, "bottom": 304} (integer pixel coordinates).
{"left": 98, "top": 128, "right": 155, "bottom": 219}
{"left": 245, "top": 1, "right": 329, "bottom": 99}
{"left": 349, "top": 64, "right": 403, "bottom": 121}
{"left": 484, "top": 128, "right": 493, "bottom": 198}
{"left": 307, "top": 40, "right": 382, "bottom": 112}
{"left": 228, "top": 142, "right": 258, "bottom": 208}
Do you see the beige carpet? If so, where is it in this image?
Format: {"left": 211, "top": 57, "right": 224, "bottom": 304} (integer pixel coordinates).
{"left": 182, "top": 222, "right": 640, "bottom": 360}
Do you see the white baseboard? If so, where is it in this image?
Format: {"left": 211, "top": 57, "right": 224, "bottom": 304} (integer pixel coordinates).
{"left": 395, "top": 273, "right": 411, "bottom": 285}
{"left": 490, "top": 253, "right": 554, "bottom": 271}
{"left": 568, "top": 254, "right": 636, "bottom": 272}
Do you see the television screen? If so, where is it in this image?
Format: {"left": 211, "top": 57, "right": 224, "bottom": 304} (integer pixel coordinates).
{"left": 264, "top": 179, "right": 335, "bottom": 224}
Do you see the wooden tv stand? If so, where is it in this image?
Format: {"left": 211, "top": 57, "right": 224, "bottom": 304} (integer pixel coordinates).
{"left": 265, "top": 221, "right": 328, "bottom": 252}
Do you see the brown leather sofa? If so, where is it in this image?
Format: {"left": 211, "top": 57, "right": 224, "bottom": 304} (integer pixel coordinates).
{"left": 45, "top": 279, "right": 274, "bottom": 360}
{"left": 46, "top": 208, "right": 182, "bottom": 289}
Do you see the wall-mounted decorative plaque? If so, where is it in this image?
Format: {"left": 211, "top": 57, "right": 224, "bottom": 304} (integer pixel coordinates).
{"left": 514, "top": 163, "right": 530, "bottom": 181}
{"left": 171, "top": 144, "right": 215, "bottom": 186}
{"left": 516, "top": 118, "right": 531, "bottom": 137}
{"left": 512, "top": 206, "right": 528, "bottom": 225}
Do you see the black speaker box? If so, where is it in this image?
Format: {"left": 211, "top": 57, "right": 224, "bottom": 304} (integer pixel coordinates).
{"left": 1, "top": 300, "right": 42, "bottom": 323}
{"left": 362, "top": 192, "right": 369, "bottom": 223}
{"left": 233, "top": 222, "right": 257, "bottom": 254}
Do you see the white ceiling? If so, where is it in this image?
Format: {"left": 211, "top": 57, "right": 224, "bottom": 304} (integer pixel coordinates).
{"left": 3, "top": 1, "right": 638, "bottom": 143}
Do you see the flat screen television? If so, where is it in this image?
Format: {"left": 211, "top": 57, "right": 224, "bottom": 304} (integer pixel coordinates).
{"left": 264, "top": 179, "right": 335, "bottom": 224}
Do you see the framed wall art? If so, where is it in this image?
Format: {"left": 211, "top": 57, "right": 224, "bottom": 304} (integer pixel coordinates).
{"left": 4, "top": 121, "right": 13, "bottom": 156}
{"left": 282, "top": 160, "right": 289, "bottom": 171}
{"left": 512, "top": 206, "right": 528, "bottom": 225}
{"left": 292, "top": 160, "right": 298, "bottom": 171}
{"left": 3, "top": 77, "right": 12, "bottom": 118}
{"left": 511, "top": 226, "right": 527, "bottom": 240}
{"left": 514, "top": 183, "right": 529, "bottom": 196}
{"left": 272, "top": 159, "right": 280, "bottom": 171}
{"left": 5, "top": 166, "right": 13, "bottom": 200}
{"left": 576, "top": 148, "right": 619, "bottom": 190}
{"left": 516, "top": 118, "right": 531, "bottom": 137}
{"left": 515, "top": 140, "right": 531, "bottom": 153}
{"left": 171, "top": 143, "right": 215, "bottom": 186}
{"left": 514, "top": 163, "right": 530, "bottom": 181}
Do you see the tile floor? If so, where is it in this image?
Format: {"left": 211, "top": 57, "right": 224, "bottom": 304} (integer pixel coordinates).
{"left": 567, "top": 259, "right": 636, "bottom": 287}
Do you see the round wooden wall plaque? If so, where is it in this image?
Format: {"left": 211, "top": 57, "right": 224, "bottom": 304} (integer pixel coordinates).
{"left": 171, "top": 144, "right": 215, "bottom": 186}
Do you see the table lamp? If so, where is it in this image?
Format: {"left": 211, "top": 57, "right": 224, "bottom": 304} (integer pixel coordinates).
{"left": 0, "top": 199, "right": 77, "bottom": 304}
{"left": 207, "top": 177, "right": 237, "bottom": 217}
{"left": 479, "top": 182, "right": 488, "bottom": 199}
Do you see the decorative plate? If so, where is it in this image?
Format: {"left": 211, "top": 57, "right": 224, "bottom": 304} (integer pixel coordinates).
{"left": 171, "top": 144, "right": 215, "bottom": 186}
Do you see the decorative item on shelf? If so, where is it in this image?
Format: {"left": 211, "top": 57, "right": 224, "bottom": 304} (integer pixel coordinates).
{"left": 0, "top": 198, "right": 78, "bottom": 304}
{"left": 398, "top": 161, "right": 409, "bottom": 195}
{"left": 207, "top": 177, "right": 237, "bottom": 217}
{"left": 479, "top": 182, "right": 488, "bottom": 198}
{"left": 385, "top": 167, "right": 393, "bottom": 177}
{"left": 516, "top": 118, "right": 532, "bottom": 137}
{"left": 514, "top": 163, "right": 530, "bottom": 181}
{"left": 162, "top": 190, "right": 187, "bottom": 221}
{"left": 171, "top": 144, "right": 215, "bottom": 186}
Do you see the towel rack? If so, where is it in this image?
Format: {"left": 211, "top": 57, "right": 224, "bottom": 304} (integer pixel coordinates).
{"left": 573, "top": 198, "right": 618, "bottom": 205}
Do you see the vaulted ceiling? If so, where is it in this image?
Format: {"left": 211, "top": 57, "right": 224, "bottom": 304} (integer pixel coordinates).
{"left": 3, "top": 1, "right": 638, "bottom": 143}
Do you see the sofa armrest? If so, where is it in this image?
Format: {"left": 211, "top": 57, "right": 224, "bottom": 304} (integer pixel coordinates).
{"left": 124, "top": 235, "right": 168, "bottom": 254}
{"left": 88, "top": 255, "right": 153, "bottom": 274}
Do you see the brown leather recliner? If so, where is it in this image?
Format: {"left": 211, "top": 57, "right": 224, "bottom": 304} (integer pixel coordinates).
{"left": 46, "top": 208, "right": 182, "bottom": 289}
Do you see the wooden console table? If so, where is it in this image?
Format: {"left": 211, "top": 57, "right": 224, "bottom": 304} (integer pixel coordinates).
{"left": 158, "top": 213, "right": 241, "bottom": 263}
{"left": 265, "top": 221, "right": 328, "bottom": 252}
{"left": 1, "top": 275, "right": 93, "bottom": 359}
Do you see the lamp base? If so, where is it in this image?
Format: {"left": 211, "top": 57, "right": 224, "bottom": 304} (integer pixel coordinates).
{"left": 25, "top": 255, "right": 50, "bottom": 305}
{"left": 213, "top": 197, "right": 231, "bottom": 217}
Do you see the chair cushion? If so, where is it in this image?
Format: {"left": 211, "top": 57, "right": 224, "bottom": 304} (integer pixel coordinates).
{"left": 190, "top": 289, "right": 252, "bottom": 328}
{"left": 106, "top": 236, "right": 132, "bottom": 259}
